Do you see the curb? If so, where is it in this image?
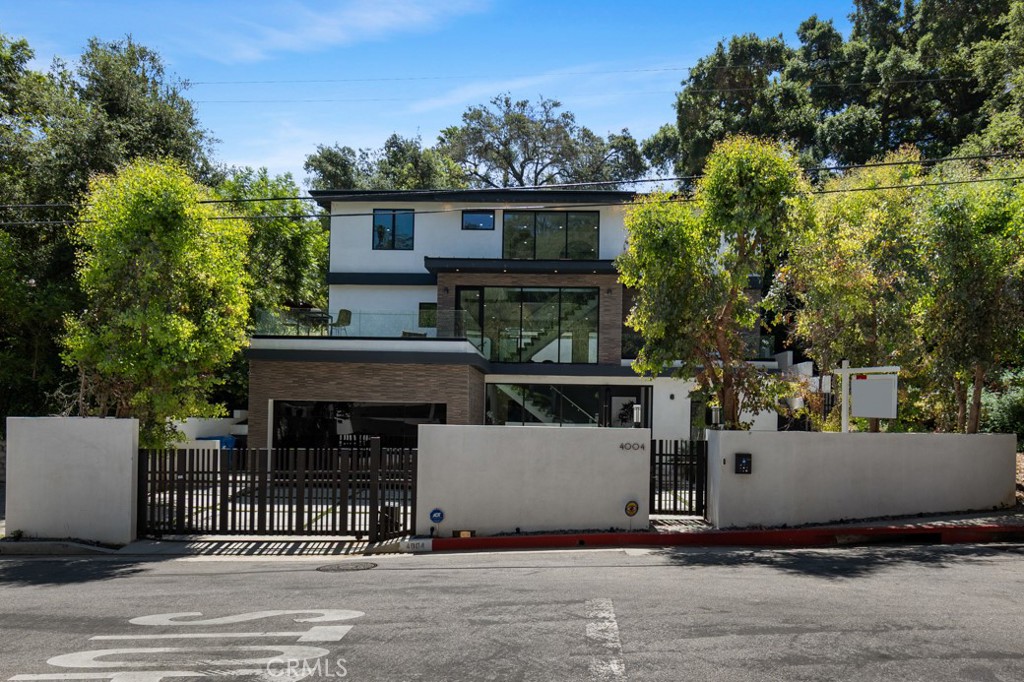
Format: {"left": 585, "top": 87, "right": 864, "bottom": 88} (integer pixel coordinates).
{"left": 410, "top": 524, "right": 1024, "bottom": 553}
{"left": 0, "top": 541, "right": 119, "bottom": 556}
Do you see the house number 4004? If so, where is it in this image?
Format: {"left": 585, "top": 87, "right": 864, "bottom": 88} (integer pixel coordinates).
{"left": 619, "top": 442, "right": 645, "bottom": 451}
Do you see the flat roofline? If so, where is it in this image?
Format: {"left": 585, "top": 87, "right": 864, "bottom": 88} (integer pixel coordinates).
{"left": 309, "top": 188, "right": 637, "bottom": 210}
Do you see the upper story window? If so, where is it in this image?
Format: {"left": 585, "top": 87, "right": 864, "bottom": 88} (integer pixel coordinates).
{"left": 462, "top": 210, "right": 495, "bottom": 230}
{"left": 373, "top": 209, "right": 414, "bottom": 250}
{"left": 502, "top": 211, "right": 599, "bottom": 260}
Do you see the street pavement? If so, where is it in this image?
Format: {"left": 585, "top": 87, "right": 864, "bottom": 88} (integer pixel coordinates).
{"left": 2, "top": 543, "right": 1024, "bottom": 680}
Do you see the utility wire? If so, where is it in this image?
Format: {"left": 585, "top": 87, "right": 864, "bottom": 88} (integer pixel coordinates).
{"left": 192, "top": 76, "right": 972, "bottom": 104}
{"left": 2, "top": 151, "right": 1023, "bottom": 219}
{"left": 4, "top": 173, "right": 1024, "bottom": 228}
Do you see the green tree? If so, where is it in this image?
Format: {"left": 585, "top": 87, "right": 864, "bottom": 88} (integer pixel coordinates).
{"left": 0, "top": 31, "right": 215, "bottom": 431}
{"left": 655, "top": 1, "right": 1014, "bottom": 179}
{"left": 213, "top": 167, "right": 328, "bottom": 408}
{"left": 774, "top": 150, "right": 927, "bottom": 431}
{"left": 668, "top": 34, "right": 817, "bottom": 179}
{"left": 917, "top": 162, "right": 1024, "bottom": 433}
{"left": 304, "top": 134, "right": 465, "bottom": 190}
{"left": 218, "top": 167, "right": 326, "bottom": 313}
{"left": 619, "top": 136, "right": 812, "bottom": 428}
{"left": 62, "top": 159, "right": 250, "bottom": 446}
{"left": 438, "top": 94, "right": 646, "bottom": 188}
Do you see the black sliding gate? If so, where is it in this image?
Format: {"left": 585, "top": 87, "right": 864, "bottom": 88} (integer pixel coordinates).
{"left": 650, "top": 439, "right": 707, "bottom": 516}
{"left": 138, "top": 436, "right": 415, "bottom": 542}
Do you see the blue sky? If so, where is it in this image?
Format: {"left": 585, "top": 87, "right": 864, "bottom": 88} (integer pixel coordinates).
{"left": 2, "top": 1, "right": 854, "bottom": 186}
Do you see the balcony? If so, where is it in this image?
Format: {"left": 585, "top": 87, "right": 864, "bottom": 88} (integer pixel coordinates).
{"left": 252, "top": 307, "right": 468, "bottom": 339}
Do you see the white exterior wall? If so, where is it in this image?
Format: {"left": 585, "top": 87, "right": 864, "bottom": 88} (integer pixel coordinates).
{"left": 5, "top": 417, "right": 139, "bottom": 545}
{"left": 328, "top": 284, "right": 436, "bottom": 336}
{"left": 707, "top": 431, "right": 1016, "bottom": 529}
{"left": 416, "top": 424, "right": 650, "bottom": 536}
{"left": 175, "top": 415, "right": 246, "bottom": 441}
{"left": 329, "top": 201, "right": 629, "bottom": 273}
{"left": 651, "top": 378, "right": 693, "bottom": 440}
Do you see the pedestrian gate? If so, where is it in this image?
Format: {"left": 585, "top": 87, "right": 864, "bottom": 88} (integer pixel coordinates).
{"left": 649, "top": 439, "right": 707, "bottom": 516}
{"left": 137, "top": 437, "right": 415, "bottom": 542}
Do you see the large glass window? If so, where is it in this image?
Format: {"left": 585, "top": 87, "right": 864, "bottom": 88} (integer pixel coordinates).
{"left": 502, "top": 211, "right": 535, "bottom": 259}
{"left": 372, "top": 209, "right": 414, "bottom": 250}
{"left": 486, "top": 384, "right": 645, "bottom": 426}
{"left": 502, "top": 211, "right": 599, "bottom": 260}
{"left": 458, "top": 286, "right": 598, "bottom": 363}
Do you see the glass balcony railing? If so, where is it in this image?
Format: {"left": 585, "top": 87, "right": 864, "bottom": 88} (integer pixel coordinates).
{"left": 252, "top": 308, "right": 468, "bottom": 340}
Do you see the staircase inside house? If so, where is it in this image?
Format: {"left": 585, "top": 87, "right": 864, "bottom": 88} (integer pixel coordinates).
{"left": 494, "top": 384, "right": 599, "bottom": 426}
{"left": 518, "top": 296, "right": 599, "bottom": 364}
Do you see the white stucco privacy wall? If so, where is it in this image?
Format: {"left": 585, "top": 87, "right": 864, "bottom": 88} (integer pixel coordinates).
{"left": 5, "top": 417, "right": 139, "bottom": 545}
{"left": 707, "top": 431, "right": 1016, "bottom": 529}
{"left": 416, "top": 425, "right": 650, "bottom": 536}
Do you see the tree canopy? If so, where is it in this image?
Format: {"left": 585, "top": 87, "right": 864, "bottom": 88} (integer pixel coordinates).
{"left": 304, "top": 134, "right": 466, "bottom": 190}
{"left": 619, "top": 136, "right": 812, "bottom": 428}
{"left": 438, "top": 95, "right": 646, "bottom": 188}
{"left": 63, "top": 159, "right": 250, "bottom": 446}
{"left": 654, "top": 0, "right": 1018, "bottom": 179}
{"left": 0, "top": 31, "right": 218, "bottom": 428}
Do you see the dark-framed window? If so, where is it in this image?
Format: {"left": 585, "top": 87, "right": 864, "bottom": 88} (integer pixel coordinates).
{"left": 502, "top": 211, "right": 599, "bottom": 260}
{"left": 373, "top": 209, "right": 414, "bottom": 250}
{"left": 456, "top": 285, "right": 599, "bottom": 363}
{"left": 462, "top": 210, "right": 495, "bottom": 230}
{"left": 418, "top": 302, "right": 437, "bottom": 328}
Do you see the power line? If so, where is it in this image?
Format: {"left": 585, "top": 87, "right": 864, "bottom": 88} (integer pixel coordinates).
{"left": 2, "top": 151, "right": 1023, "bottom": 219}
{"left": 189, "top": 76, "right": 975, "bottom": 105}
{"left": 4, "top": 173, "right": 1024, "bottom": 228}
{"left": 190, "top": 67, "right": 692, "bottom": 86}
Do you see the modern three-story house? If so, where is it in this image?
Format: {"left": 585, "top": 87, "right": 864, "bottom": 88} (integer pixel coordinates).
{"left": 245, "top": 188, "right": 779, "bottom": 448}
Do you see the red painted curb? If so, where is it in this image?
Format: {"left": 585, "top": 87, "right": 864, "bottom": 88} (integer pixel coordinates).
{"left": 428, "top": 525, "right": 1024, "bottom": 552}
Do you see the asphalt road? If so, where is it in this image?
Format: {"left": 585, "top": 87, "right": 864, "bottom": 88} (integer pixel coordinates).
{"left": 2, "top": 543, "right": 1023, "bottom": 681}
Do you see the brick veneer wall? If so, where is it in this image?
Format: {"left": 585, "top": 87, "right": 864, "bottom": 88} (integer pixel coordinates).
{"left": 248, "top": 360, "right": 485, "bottom": 448}
{"left": 435, "top": 273, "right": 623, "bottom": 365}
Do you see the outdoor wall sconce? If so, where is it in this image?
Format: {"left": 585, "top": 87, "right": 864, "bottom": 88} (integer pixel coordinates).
{"left": 633, "top": 403, "right": 642, "bottom": 428}
{"left": 709, "top": 405, "right": 722, "bottom": 429}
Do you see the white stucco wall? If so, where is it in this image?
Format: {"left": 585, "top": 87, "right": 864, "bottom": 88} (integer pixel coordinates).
{"left": 651, "top": 378, "right": 693, "bottom": 440}
{"left": 416, "top": 424, "right": 650, "bottom": 536}
{"left": 329, "top": 201, "right": 629, "bottom": 273}
{"left": 175, "top": 415, "right": 246, "bottom": 441}
{"left": 328, "top": 284, "right": 437, "bottom": 336}
{"left": 6, "top": 417, "right": 139, "bottom": 545}
{"left": 707, "top": 431, "right": 1017, "bottom": 529}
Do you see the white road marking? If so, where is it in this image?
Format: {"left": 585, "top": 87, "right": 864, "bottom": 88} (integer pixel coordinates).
{"left": 585, "top": 598, "right": 627, "bottom": 681}
{"left": 91, "top": 625, "right": 352, "bottom": 643}
{"left": 129, "top": 611, "right": 363, "bottom": 626}
{"left": 10, "top": 673, "right": 266, "bottom": 681}
{"left": 46, "top": 646, "right": 329, "bottom": 668}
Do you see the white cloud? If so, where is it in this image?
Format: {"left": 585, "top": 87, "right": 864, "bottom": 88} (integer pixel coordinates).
{"left": 407, "top": 72, "right": 567, "bottom": 114}
{"left": 188, "top": 0, "right": 488, "bottom": 64}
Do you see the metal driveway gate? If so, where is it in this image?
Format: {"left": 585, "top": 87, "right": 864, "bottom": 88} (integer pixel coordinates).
{"left": 649, "top": 439, "right": 707, "bottom": 516}
{"left": 137, "top": 436, "right": 416, "bottom": 542}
